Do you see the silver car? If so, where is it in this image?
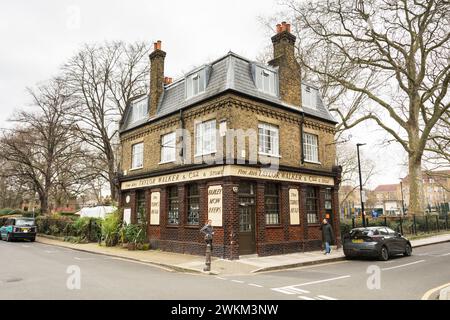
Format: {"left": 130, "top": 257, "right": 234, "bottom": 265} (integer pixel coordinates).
{"left": 343, "top": 227, "right": 412, "bottom": 261}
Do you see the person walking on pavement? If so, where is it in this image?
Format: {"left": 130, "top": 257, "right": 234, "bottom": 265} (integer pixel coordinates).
{"left": 200, "top": 219, "right": 214, "bottom": 251}
{"left": 320, "top": 218, "right": 334, "bottom": 255}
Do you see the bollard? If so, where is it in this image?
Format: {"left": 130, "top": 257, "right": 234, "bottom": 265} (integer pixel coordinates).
{"left": 436, "top": 215, "right": 440, "bottom": 233}
{"left": 425, "top": 215, "right": 429, "bottom": 233}
{"left": 352, "top": 217, "right": 355, "bottom": 229}
{"left": 446, "top": 214, "right": 449, "bottom": 231}
{"left": 384, "top": 216, "right": 387, "bottom": 227}
{"left": 203, "top": 243, "right": 211, "bottom": 272}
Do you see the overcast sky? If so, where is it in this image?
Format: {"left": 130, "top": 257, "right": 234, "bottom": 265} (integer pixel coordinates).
{"left": 0, "top": 0, "right": 407, "bottom": 188}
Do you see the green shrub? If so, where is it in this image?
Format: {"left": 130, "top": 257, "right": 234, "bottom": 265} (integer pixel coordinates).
{"left": 124, "top": 224, "right": 146, "bottom": 244}
{"left": 0, "top": 208, "right": 14, "bottom": 216}
{"left": 101, "top": 211, "right": 121, "bottom": 247}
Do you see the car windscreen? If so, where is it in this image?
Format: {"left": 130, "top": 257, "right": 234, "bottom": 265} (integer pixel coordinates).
{"left": 15, "top": 219, "right": 35, "bottom": 226}
{"left": 350, "top": 229, "right": 377, "bottom": 238}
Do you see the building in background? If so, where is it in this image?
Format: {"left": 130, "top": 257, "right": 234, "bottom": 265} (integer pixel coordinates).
{"left": 372, "top": 184, "right": 403, "bottom": 216}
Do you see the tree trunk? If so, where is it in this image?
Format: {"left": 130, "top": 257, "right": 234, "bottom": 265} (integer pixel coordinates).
{"left": 408, "top": 155, "right": 425, "bottom": 216}
{"left": 39, "top": 193, "right": 49, "bottom": 215}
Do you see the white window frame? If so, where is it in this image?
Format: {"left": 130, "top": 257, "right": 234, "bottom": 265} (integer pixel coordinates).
{"left": 131, "top": 142, "right": 144, "bottom": 170}
{"left": 303, "top": 133, "right": 319, "bottom": 163}
{"left": 160, "top": 132, "right": 176, "bottom": 164}
{"left": 131, "top": 98, "right": 147, "bottom": 123}
{"left": 258, "top": 123, "right": 280, "bottom": 157}
{"left": 302, "top": 85, "right": 317, "bottom": 110}
{"left": 255, "top": 66, "right": 278, "bottom": 96}
{"left": 186, "top": 71, "right": 206, "bottom": 99}
{"left": 195, "top": 119, "right": 217, "bottom": 156}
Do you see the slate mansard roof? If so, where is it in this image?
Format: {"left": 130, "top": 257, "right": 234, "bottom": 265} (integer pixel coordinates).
{"left": 120, "top": 51, "right": 336, "bottom": 133}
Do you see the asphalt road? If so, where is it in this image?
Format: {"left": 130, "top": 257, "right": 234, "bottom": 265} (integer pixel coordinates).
{"left": 0, "top": 240, "right": 449, "bottom": 300}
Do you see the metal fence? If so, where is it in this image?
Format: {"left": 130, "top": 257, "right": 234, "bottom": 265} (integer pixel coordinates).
{"left": 342, "top": 214, "right": 450, "bottom": 236}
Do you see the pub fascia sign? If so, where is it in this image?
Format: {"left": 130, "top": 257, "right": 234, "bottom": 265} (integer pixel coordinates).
{"left": 121, "top": 165, "right": 334, "bottom": 190}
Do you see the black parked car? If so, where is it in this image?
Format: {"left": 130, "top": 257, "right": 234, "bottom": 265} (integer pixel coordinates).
{"left": 343, "top": 227, "right": 412, "bottom": 261}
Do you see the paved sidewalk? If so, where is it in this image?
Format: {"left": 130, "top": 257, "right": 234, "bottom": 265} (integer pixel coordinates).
{"left": 36, "top": 232, "right": 450, "bottom": 276}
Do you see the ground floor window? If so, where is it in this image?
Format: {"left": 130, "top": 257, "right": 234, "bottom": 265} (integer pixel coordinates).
{"left": 306, "top": 187, "right": 319, "bottom": 224}
{"left": 187, "top": 184, "right": 200, "bottom": 225}
{"left": 168, "top": 186, "right": 179, "bottom": 225}
{"left": 265, "top": 183, "right": 280, "bottom": 225}
{"left": 136, "top": 190, "right": 146, "bottom": 224}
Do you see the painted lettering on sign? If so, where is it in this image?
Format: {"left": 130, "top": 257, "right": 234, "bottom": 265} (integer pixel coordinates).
{"left": 289, "top": 189, "right": 300, "bottom": 225}
{"left": 150, "top": 192, "right": 160, "bottom": 225}
{"left": 208, "top": 186, "right": 223, "bottom": 227}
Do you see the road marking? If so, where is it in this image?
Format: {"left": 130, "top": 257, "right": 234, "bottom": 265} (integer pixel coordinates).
{"left": 272, "top": 287, "right": 310, "bottom": 295}
{"left": 381, "top": 260, "right": 425, "bottom": 271}
{"left": 231, "top": 280, "right": 245, "bottom": 284}
{"left": 74, "top": 257, "right": 95, "bottom": 261}
{"left": 248, "top": 283, "right": 263, "bottom": 288}
{"left": 215, "top": 276, "right": 227, "bottom": 280}
{"left": 284, "top": 275, "right": 351, "bottom": 288}
{"left": 440, "top": 253, "right": 450, "bottom": 257}
{"left": 422, "top": 282, "right": 450, "bottom": 300}
{"left": 22, "top": 245, "right": 30, "bottom": 248}
{"left": 44, "top": 250, "right": 58, "bottom": 254}
{"left": 298, "top": 296, "right": 316, "bottom": 300}
{"left": 317, "top": 295, "right": 338, "bottom": 300}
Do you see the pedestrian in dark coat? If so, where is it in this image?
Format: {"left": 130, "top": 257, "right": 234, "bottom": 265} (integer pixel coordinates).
{"left": 320, "top": 218, "right": 334, "bottom": 255}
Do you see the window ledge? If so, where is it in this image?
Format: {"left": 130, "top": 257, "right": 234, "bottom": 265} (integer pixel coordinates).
{"left": 265, "top": 224, "right": 283, "bottom": 229}
{"left": 304, "top": 160, "right": 322, "bottom": 165}
{"left": 159, "top": 160, "right": 176, "bottom": 165}
{"left": 194, "top": 151, "right": 217, "bottom": 158}
{"left": 259, "top": 152, "right": 282, "bottom": 158}
{"left": 307, "top": 223, "right": 321, "bottom": 227}
{"left": 129, "top": 166, "right": 144, "bottom": 172}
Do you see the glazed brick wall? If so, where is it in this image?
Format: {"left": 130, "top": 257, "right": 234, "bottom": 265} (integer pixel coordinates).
{"left": 127, "top": 176, "right": 341, "bottom": 259}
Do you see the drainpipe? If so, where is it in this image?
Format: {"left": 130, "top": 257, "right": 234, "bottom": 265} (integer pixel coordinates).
{"left": 300, "top": 113, "right": 305, "bottom": 164}
{"left": 179, "top": 109, "right": 185, "bottom": 164}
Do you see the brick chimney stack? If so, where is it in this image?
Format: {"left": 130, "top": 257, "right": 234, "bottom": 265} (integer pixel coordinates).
{"left": 149, "top": 40, "right": 166, "bottom": 117}
{"left": 269, "top": 22, "right": 302, "bottom": 107}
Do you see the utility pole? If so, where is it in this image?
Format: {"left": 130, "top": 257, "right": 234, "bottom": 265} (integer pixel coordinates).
{"left": 357, "top": 143, "right": 367, "bottom": 227}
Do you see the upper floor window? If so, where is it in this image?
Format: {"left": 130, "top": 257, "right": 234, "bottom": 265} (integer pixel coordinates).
{"left": 131, "top": 97, "right": 148, "bottom": 123}
{"left": 258, "top": 123, "right": 279, "bottom": 156}
{"left": 303, "top": 133, "right": 319, "bottom": 163}
{"left": 186, "top": 67, "right": 209, "bottom": 99}
{"left": 302, "top": 85, "right": 318, "bottom": 109}
{"left": 131, "top": 143, "right": 144, "bottom": 169}
{"left": 195, "top": 119, "right": 216, "bottom": 156}
{"left": 255, "top": 66, "right": 278, "bottom": 96}
{"left": 160, "top": 132, "right": 176, "bottom": 164}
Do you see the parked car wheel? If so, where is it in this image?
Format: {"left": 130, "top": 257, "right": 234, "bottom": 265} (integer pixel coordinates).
{"left": 404, "top": 243, "right": 412, "bottom": 256}
{"left": 379, "top": 246, "right": 389, "bottom": 261}
{"left": 30, "top": 237, "right": 36, "bottom": 242}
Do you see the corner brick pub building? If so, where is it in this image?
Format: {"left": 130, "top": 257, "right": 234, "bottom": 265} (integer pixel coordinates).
{"left": 118, "top": 22, "right": 342, "bottom": 259}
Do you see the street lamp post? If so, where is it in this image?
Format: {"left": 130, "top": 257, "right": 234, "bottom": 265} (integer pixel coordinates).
{"left": 357, "top": 143, "right": 367, "bottom": 227}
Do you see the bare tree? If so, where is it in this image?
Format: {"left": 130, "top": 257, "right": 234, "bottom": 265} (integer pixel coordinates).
{"left": 63, "top": 41, "right": 150, "bottom": 202}
{"left": 0, "top": 79, "right": 91, "bottom": 214}
{"left": 279, "top": 0, "right": 450, "bottom": 215}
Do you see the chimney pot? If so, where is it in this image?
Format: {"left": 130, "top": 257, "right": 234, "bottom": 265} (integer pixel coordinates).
{"left": 276, "top": 24, "right": 282, "bottom": 33}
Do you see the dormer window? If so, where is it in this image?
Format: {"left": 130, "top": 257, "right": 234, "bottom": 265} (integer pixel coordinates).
{"left": 254, "top": 66, "right": 278, "bottom": 96}
{"left": 186, "top": 67, "right": 209, "bottom": 99}
{"left": 130, "top": 97, "right": 148, "bottom": 123}
{"left": 302, "top": 85, "right": 318, "bottom": 110}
